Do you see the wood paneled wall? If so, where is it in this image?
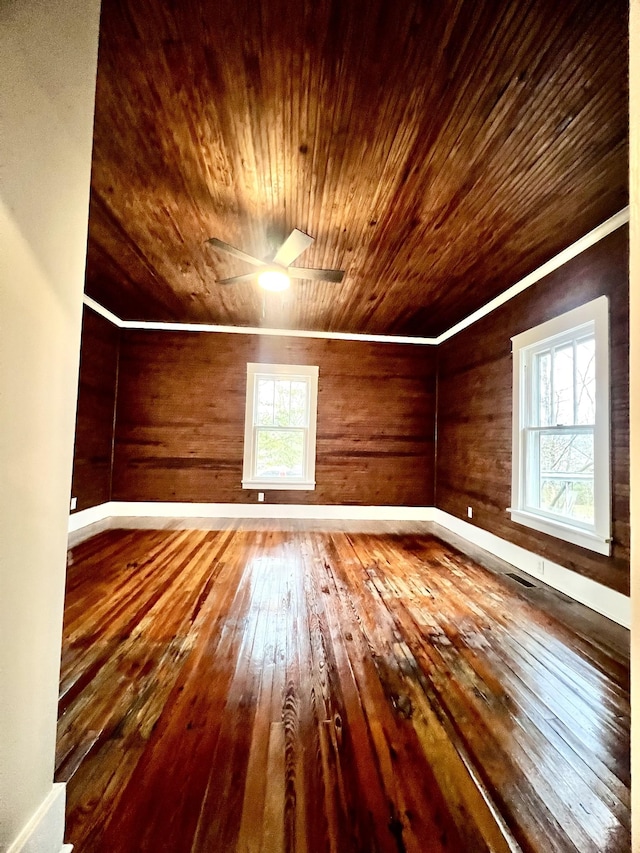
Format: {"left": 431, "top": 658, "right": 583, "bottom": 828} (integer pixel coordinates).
{"left": 74, "top": 227, "right": 629, "bottom": 593}
{"left": 436, "top": 227, "right": 629, "bottom": 594}
{"left": 112, "top": 334, "right": 436, "bottom": 506}
{"left": 71, "top": 306, "right": 120, "bottom": 512}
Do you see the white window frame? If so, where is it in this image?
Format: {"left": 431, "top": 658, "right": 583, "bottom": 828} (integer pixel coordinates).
{"left": 242, "top": 362, "right": 319, "bottom": 490}
{"left": 509, "top": 296, "right": 611, "bottom": 555}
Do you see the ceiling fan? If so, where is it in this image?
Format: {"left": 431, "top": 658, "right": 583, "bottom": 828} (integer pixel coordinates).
{"left": 207, "top": 228, "right": 345, "bottom": 292}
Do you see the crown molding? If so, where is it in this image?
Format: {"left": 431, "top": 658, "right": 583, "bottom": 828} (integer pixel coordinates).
{"left": 437, "top": 206, "right": 629, "bottom": 343}
{"left": 83, "top": 296, "right": 123, "bottom": 326}
{"left": 82, "top": 296, "right": 437, "bottom": 344}
{"left": 84, "top": 206, "right": 629, "bottom": 345}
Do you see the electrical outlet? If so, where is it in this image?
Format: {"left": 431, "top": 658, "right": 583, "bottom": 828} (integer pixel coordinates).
{"left": 537, "top": 559, "right": 545, "bottom": 576}
{"left": 467, "top": 506, "right": 473, "bottom": 518}
{"left": 258, "top": 492, "right": 265, "bottom": 502}
{"left": 70, "top": 496, "right": 77, "bottom": 511}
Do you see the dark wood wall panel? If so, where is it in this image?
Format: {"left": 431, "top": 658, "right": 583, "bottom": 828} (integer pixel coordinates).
{"left": 436, "top": 227, "right": 629, "bottom": 594}
{"left": 112, "top": 334, "right": 435, "bottom": 506}
{"left": 71, "top": 306, "right": 120, "bottom": 512}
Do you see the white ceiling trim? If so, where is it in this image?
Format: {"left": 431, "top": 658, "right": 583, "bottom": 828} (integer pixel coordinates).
{"left": 82, "top": 295, "right": 439, "bottom": 344}
{"left": 437, "top": 206, "right": 629, "bottom": 343}
{"left": 84, "top": 205, "right": 629, "bottom": 346}
{"left": 83, "top": 296, "right": 123, "bottom": 327}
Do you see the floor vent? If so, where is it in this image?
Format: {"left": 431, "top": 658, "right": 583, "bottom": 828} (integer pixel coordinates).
{"left": 506, "top": 572, "right": 536, "bottom": 588}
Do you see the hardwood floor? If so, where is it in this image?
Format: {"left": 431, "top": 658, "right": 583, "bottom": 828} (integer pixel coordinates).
{"left": 58, "top": 524, "right": 630, "bottom": 852}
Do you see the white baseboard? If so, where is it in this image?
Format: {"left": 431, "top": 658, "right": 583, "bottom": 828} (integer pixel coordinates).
{"left": 68, "top": 502, "right": 629, "bottom": 627}
{"left": 7, "top": 783, "right": 67, "bottom": 853}
{"left": 70, "top": 501, "right": 436, "bottom": 524}
{"left": 112, "top": 501, "right": 438, "bottom": 521}
{"left": 432, "top": 509, "right": 630, "bottom": 629}
{"left": 68, "top": 502, "right": 112, "bottom": 531}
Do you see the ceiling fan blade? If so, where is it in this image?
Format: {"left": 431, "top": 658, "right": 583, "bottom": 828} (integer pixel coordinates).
{"left": 288, "top": 267, "right": 345, "bottom": 283}
{"left": 207, "top": 237, "right": 265, "bottom": 268}
{"left": 272, "top": 229, "right": 314, "bottom": 267}
{"left": 217, "top": 271, "right": 259, "bottom": 285}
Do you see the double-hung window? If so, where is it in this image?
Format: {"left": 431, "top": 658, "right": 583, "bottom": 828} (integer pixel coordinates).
{"left": 510, "top": 296, "right": 610, "bottom": 555}
{"left": 242, "top": 362, "right": 319, "bottom": 490}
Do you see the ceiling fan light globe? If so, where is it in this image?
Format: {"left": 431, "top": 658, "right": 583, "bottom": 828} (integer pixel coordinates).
{"left": 258, "top": 269, "right": 290, "bottom": 292}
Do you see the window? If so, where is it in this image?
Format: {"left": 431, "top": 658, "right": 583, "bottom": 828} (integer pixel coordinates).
{"left": 242, "top": 363, "right": 319, "bottom": 490}
{"left": 509, "top": 297, "right": 610, "bottom": 555}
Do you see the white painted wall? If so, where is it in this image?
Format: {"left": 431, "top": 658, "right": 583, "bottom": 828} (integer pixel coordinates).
{"left": 0, "top": 2, "right": 100, "bottom": 850}
{"left": 630, "top": 3, "right": 639, "bottom": 850}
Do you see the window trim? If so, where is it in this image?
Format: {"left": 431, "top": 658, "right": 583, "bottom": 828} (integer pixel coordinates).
{"left": 509, "top": 296, "right": 611, "bottom": 555}
{"left": 242, "top": 362, "right": 319, "bottom": 491}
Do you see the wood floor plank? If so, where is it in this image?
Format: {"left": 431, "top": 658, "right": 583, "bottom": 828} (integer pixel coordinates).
{"left": 58, "top": 524, "right": 630, "bottom": 853}
{"left": 321, "top": 530, "right": 628, "bottom": 852}
{"left": 345, "top": 531, "right": 628, "bottom": 851}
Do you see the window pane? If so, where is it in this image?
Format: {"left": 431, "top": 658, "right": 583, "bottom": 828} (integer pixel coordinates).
{"left": 290, "top": 381, "right": 308, "bottom": 426}
{"left": 540, "top": 431, "right": 593, "bottom": 476}
{"left": 257, "top": 379, "right": 274, "bottom": 426}
{"left": 255, "top": 429, "right": 304, "bottom": 477}
{"left": 536, "top": 431, "right": 594, "bottom": 524}
{"left": 575, "top": 336, "right": 595, "bottom": 424}
{"left": 553, "top": 343, "right": 574, "bottom": 425}
{"left": 539, "top": 478, "right": 594, "bottom": 524}
{"left": 535, "top": 350, "right": 552, "bottom": 427}
{"left": 274, "top": 380, "right": 292, "bottom": 427}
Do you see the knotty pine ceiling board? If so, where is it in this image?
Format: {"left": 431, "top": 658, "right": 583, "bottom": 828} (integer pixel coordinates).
{"left": 85, "top": 0, "right": 628, "bottom": 336}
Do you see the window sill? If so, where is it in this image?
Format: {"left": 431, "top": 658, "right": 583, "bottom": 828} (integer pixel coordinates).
{"left": 243, "top": 480, "right": 316, "bottom": 491}
{"left": 507, "top": 508, "right": 611, "bottom": 556}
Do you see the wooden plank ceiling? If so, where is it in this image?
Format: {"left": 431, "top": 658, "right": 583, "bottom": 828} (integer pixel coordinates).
{"left": 86, "top": 0, "right": 628, "bottom": 337}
